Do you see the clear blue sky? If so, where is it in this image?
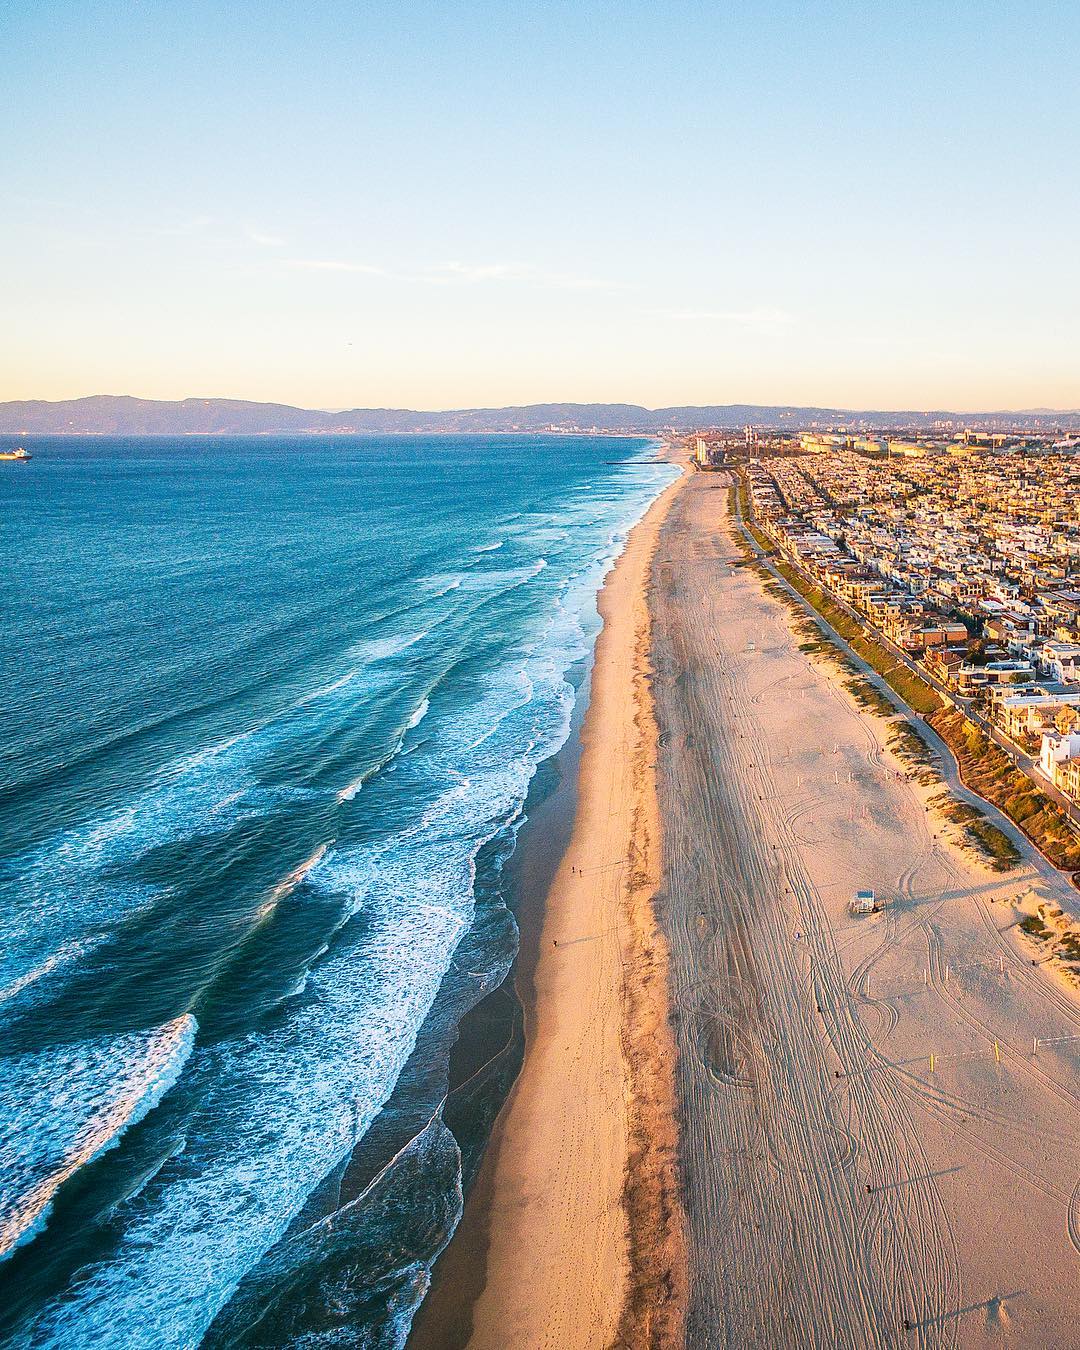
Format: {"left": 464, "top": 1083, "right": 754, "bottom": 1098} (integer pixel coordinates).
{"left": 5, "top": 1, "right": 1078, "bottom": 410}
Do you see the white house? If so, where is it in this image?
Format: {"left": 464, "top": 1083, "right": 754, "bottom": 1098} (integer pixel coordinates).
{"left": 1039, "top": 729, "right": 1080, "bottom": 782}
{"left": 1038, "top": 642, "right": 1080, "bottom": 684}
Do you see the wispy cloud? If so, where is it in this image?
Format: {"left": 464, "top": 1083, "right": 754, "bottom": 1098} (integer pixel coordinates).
{"left": 431, "top": 260, "right": 537, "bottom": 284}
{"left": 285, "top": 258, "right": 388, "bottom": 275}
{"left": 156, "top": 214, "right": 216, "bottom": 238}
{"left": 430, "top": 260, "right": 612, "bottom": 289}
{"left": 246, "top": 227, "right": 286, "bottom": 248}
{"left": 154, "top": 216, "right": 288, "bottom": 250}
{"left": 281, "top": 257, "right": 616, "bottom": 290}
{"left": 665, "top": 306, "right": 797, "bottom": 329}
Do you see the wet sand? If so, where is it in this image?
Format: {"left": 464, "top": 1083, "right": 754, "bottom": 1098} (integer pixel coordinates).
{"left": 651, "top": 472, "right": 1080, "bottom": 1348}
{"left": 408, "top": 651, "right": 587, "bottom": 1350}
{"left": 448, "top": 469, "right": 688, "bottom": 1350}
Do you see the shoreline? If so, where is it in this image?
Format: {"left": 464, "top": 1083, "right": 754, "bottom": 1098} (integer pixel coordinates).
{"left": 415, "top": 465, "right": 688, "bottom": 1348}
{"left": 408, "top": 647, "right": 590, "bottom": 1350}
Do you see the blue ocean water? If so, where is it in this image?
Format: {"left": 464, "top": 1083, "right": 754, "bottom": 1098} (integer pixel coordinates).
{"left": 0, "top": 435, "right": 676, "bottom": 1346}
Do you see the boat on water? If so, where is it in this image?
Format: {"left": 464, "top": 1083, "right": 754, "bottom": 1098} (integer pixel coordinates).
{"left": 0, "top": 446, "right": 32, "bottom": 461}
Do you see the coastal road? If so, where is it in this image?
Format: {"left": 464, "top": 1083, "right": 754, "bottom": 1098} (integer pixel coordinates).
{"left": 730, "top": 494, "right": 1080, "bottom": 917}
{"left": 735, "top": 490, "right": 1080, "bottom": 836}
{"left": 649, "top": 472, "right": 1080, "bottom": 1348}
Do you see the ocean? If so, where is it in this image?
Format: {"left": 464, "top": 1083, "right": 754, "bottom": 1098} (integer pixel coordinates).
{"left": 0, "top": 434, "right": 676, "bottom": 1347}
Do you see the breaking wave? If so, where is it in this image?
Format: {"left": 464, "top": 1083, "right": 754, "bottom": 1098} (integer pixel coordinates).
{"left": 1, "top": 434, "right": 676, "bottom": 1346}
{"left": 0, "top": 1016, "right": 197, "bottom": 1261}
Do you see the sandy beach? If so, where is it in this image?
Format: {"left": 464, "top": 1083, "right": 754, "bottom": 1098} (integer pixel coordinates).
{"left": 438, "top": 469, "right": 689, "bottom": 1350}
{"left": 651, "top": 472, "right": 1080, "bottom": 1348}
{"left": 416, "top": 463, "right": 1080, "bottom": 1350}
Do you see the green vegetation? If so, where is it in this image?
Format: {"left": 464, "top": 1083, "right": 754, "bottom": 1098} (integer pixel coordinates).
{"left": 868, "top": 660, "right": 942, "bottom": 717}
{"left": 966, "top": 819, "right": 1023, "bottom": 869}
{"left": 746, "top": 521, "right": 773, "bottom": 553}
{"left": 931, "top": 790, "right": 1022, "bottom": 871}
{"left": 933, "top": 793, "right": 982, "bottom": 826}
{"left": 730, "top": 478, "right": 775, "bottom": 553}
{"left": 1003, "top": 790, "right": 1041, "bottom": 822}
{"left": 1016, "top": 907, "right": 1080, "bottom": 984}
{"left": 737, "top": 487, "right": 1080, "bottom": 881}
{"left": 929, "top": 708, "right": 1080, "bottom": 874}
{"left": 843, "top": 675, "right": 895, "bottom": 718}
{"left": 888, "top": 721, "right": 935, "bottom": 766}
{"left": 732, "top": 517, "right": 897, "bottom": 721}
{"left": 765, "top": 583, "right": 894, "bottom": 716}
{"left": 739, "top": 486, "right": 1080, "bottom": 874}
{"left": 887, "top": 721, "right": 941, "bottom": 784}
{"left": 726, "top": 492, "right": 757, "bottom": 563}
{"left": 771, "top": 559, "right": 943, "bottom": 716}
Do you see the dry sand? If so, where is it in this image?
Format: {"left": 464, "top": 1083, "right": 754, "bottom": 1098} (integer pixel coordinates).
{"left": 462, "top": 470, "right": 688, "bottom": 1350}
{"left": 651, "top": 472, "right": 1080, "bottom": 1348}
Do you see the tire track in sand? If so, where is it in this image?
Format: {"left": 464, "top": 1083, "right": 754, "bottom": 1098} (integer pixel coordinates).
{"left": 651, "top": 478, "right": 958, "bottom": 1348}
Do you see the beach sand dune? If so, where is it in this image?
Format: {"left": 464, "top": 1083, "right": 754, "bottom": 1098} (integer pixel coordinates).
{"left": 650, "top": 473, "right": 1080, "bottom": 1348}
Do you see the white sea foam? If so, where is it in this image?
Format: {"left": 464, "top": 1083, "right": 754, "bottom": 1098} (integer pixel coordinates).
{"left": 297, "top": 668, "right": 362, "bottom": 704}
{"left": 19, "top": 447, "right": 680, "bottom": 1346}
{"left": 0, "top": 938, "right": 103, "bottom": 1012}
{"left": 24, "top": 881, "right": 475, "bottom": 1344}
{"left": 0, "top": 1015, "right": 197, "bottom": 1261}
{"left": 473, "top": 540, "right": 504, "bottom": 553}
{"left": 423, "top": 574, "right": 464, "bottom": 599}
{"left": 256, "top": 843, "right": 332, "bottom": 920}
{"left": 405, "top": 697, "right": 430, "bottom": 731}
{"left": 281, "top": 971, "right": 310, "bottom": 1000}
{"left": 349, "top": 629, "right": 431, "bottom": 664}
{"left": 458, "top": 558, "right": 548, "bottom": 595}
{"left": 21, "top": 623, "right": 585, "bottom": 1345}
{"left": 335, "top": 775, "right": 366, "bottom": 803}
{"left": 336, "top": 693, "right": 432, "bottom": 802}
{"left": 0, "top": 651, "right": 399, "bottom": 1019}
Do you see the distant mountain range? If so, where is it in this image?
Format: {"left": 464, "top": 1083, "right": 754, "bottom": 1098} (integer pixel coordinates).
{"left": 2, "top": 395, "right": 1079, "bottom": 436}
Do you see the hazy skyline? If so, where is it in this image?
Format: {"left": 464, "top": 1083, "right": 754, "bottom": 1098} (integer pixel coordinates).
{"left": 5, "top": 1, "right": 1079, "bottom": 411}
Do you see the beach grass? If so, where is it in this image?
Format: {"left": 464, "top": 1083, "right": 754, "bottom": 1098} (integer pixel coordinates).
{"left": 736, "top": 488, "right": 1080, "bottom": 878}
{"left": 929, "top": 708, "right": 1080, "bottom": 874}
{"left": 769, "top": 559, "right": 944, "bottom": 717}
{"left": 887, "top": 721, "right": 942, "bottom": 783}
{"left": 932, "top": 790, "right": 1022, "bottom": 870}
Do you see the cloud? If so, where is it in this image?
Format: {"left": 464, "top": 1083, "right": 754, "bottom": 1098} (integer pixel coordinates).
{"left": 155, "top": 217, "right": 288, "bottom": 250}
{"left": 666, "top": 307, "right": 797, "bottom": 328}
{"left": 246, "top": 228, "right": 286, "bottom": 248}
{"left": 156, "top": 215, "right": 216, "bottom": 237}
{"left": 281, "top": 257, "right": 615, "bottom": 289}
{"left": 285, "top": 258, "right": 388, "bottom": 275}
{"left": 428, "top": 261, "right": 610, "bottom": 289}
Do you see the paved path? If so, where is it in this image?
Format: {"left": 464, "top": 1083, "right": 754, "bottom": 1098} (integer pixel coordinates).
{"left": 732, "top": 487, "right": 1080, "bottom": 920}
{"left": 650, "top": 472, "right": 1080, "bottom": 1348}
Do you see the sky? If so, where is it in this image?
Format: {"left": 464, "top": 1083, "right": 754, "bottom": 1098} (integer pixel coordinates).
{"left": 4, "top": 0, "right": 1079, "bottom": 412}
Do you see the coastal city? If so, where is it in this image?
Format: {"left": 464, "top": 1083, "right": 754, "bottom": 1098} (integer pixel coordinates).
{"left": 8, "top": 408, "right": 1080, "bottom": 1348}
{"left": 692, "top": 427, "right": 1080, "bottom": 837}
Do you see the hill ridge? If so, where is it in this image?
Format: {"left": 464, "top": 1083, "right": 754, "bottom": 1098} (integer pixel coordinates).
{"left": 2, "top": 395, "right": 1078, "bottom": 436}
